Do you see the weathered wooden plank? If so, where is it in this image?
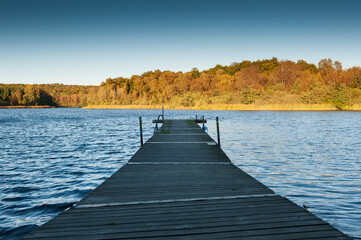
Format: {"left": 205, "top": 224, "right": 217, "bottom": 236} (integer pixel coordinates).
{"left": 36, "top": 212, "right": 314, "bottom": 230}
{"left": 25, "top": 217, "right": 328, "bottom": 238}
{"left": 23, "top": 223, "right": 338, "bottom": 239}
{"left": 46, "top": 203, "right": 300, "bottom": 224}
{"left": 31, "top": 207, "right": 306, "bottom": 231}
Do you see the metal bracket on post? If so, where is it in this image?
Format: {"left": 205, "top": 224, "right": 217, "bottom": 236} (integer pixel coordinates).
{"left": 216, "top": 117, "right": 220, "bottom": 146}
{"left": 139, "top": 117, "right": 143, "bottom": 146}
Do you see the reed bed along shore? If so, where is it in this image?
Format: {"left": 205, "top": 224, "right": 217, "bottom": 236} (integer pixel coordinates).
{"left": 83, "top": 104, "right": 361, "bottom": 111}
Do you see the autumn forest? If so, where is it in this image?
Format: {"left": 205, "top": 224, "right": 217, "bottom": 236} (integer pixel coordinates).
{"left": 1, "top": 58, "right": 361, "bottom": 110}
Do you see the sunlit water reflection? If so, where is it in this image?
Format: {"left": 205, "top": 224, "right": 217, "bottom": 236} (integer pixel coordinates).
{"left": 0, "top": 109, "right": 360, "bottom": 239}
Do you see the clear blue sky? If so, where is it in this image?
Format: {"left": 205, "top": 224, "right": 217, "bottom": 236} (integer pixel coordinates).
{"left": 1, "top": 0, "right": 361, "bottom": 85}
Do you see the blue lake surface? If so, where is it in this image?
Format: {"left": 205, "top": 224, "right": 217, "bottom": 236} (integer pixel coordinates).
{"left": 0, "top": 108, "right": 360, "bottom": 239}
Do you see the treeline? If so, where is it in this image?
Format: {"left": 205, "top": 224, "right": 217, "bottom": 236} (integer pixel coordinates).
{"left": 1, "top": 58, "right": 361, "bottom": 109}
{"left": 0, "top": 84, "right": 94, "bottom": 107}
{"left": 93, "top": 58, "right": 361, "bottom": 109}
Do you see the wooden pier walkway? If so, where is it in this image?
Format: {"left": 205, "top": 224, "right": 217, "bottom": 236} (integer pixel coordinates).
{"left": 23, "top": 119, "right": 351, "bottom": 239}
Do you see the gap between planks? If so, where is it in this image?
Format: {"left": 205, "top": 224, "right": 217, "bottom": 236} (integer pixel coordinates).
{"left": 74, "top": 194, "right": 280, "bottom": 209}
{"left": 127, "top": 162, "right": 232, "bottom": 165}
{"left": 146, "top": 142, "right": 217, "bottom": 145}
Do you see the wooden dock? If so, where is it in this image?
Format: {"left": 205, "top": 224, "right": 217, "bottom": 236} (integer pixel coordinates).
{"left": 23, "top": 119, "right": 351, "bottom": 239}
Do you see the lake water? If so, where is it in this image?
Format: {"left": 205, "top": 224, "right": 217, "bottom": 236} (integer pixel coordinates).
{"left": 0, "top": 108, "right": 360, "bottom": 239}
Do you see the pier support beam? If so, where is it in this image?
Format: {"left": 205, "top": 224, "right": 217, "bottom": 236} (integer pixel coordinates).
{"left": 216, "top": 116, "right": 220, "bottom": 146}
{"left": 139, "top": 117, "right": 143, "bottom": 146}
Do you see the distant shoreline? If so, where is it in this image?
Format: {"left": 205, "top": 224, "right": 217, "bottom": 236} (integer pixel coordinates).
{"left": 0, "top": 105, "right": 54, "bottom": 109}
{"left": 2, "top": 104, "right": 361, "bottom": 111}
{"left": 83, "top": 104, "right": 361, "bottom": 111}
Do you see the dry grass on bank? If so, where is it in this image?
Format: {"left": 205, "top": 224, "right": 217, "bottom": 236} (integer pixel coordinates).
{"left": 347, "top": 104, "right": 361, "bottom": 110}
{"left": 83, "top": 103, "right": 361, "bottom": 111}
{"left": 83, "top": 105, "right": 165, "bottom": 110}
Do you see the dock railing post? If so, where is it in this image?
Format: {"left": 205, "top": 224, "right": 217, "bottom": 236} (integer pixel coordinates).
{"left": 162, "top": 106, "right": 164, "bottom": 122}
{"left": 216, "top": 117, "right": 220, "bottom": 146}
{"left": 202, "top": 116, "right": 205, "bottom": 128}
{"left": 139, "top": 117, "right": 143, "bottom": 146}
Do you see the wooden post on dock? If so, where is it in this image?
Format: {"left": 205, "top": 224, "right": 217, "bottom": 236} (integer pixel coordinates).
{"left": 202, "top": 116, "right": 205, "bottom": 128}
{"left": 139, "top": 117, "right": 143, "bottom": 146}
{"left": 162, "top": 106, "right": 164, "bottom": 122}
{"left": 216, "top": 116, "right": 220, "bottom": 146}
